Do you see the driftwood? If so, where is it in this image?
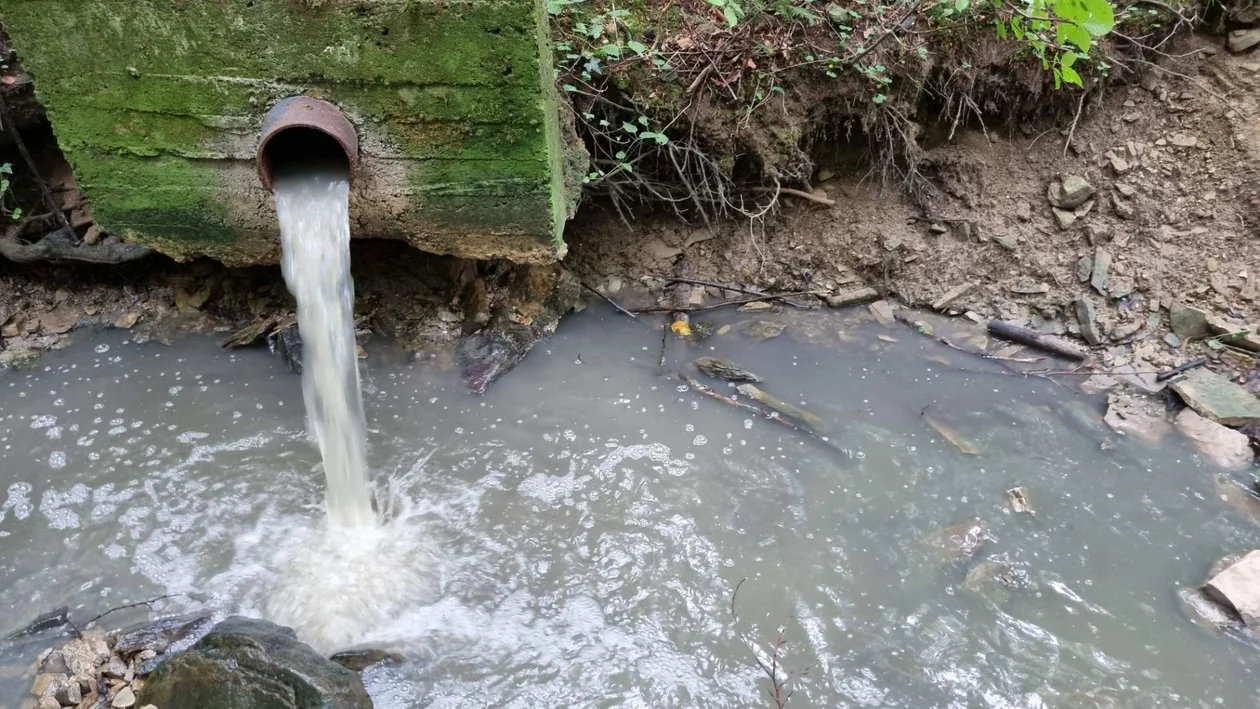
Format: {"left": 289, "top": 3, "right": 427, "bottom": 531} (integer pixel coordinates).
{"left": 987, "top": 320, "right": 1089, "bottom": 361}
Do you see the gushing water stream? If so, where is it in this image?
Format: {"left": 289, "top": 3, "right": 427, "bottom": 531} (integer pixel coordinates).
{"left": 260, "top": 163, "right": 431, "bottom": 651}
{"left": 273, "top": 164, "right": 375, "bottom": 529}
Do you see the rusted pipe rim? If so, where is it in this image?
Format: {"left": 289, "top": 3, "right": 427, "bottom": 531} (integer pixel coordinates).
{"left": 256, "top": 96, "right": 359, "bottom": 191}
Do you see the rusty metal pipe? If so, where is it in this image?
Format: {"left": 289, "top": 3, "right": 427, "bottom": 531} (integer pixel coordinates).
{"left": 256, "top": 96, "right": 359, "bottom": 192}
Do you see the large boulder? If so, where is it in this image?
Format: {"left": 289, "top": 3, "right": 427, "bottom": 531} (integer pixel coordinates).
{"left": 139, "top": 617, "right": 372, "bottom": 709}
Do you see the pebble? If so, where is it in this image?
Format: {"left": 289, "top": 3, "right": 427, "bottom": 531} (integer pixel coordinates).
{"left": 112, "top": 686, "right": 136, "bottom": 708}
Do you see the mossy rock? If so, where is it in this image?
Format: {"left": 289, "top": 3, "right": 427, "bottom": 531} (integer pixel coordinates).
{"left": 139, "top": 617, "right": 372, "bottom": 709}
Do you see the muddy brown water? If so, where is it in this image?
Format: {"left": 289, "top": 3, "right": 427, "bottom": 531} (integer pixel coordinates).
{"left": 1, "top": 304, "right": 1258, "bottom": 707}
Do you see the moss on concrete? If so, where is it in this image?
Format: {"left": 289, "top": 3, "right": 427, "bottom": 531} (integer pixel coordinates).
{"left": 2, "top": 0, "right": 576, "bottom": 264}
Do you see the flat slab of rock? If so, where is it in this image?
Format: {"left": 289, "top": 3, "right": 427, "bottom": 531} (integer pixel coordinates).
{"left": 1203, "top": 551, "right": 1260, "bottom": 628}
{"left": 1170, "top": 368, "right": 1260, "bottom": 426}
{"left": 139, "top": 616, "right": 372, "bottom": 709}
{"left": 1175, "top": 409, "right": 1254, "bottom": 470}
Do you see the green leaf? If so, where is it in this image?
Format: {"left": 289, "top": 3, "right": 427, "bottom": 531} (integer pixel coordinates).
{"left": 562, "top": 84, "right": 578, "bottom": 92}
{"left": 1060, "top": 64, "right": 1082, "bottom": 87}
{"left": 638, "top": 115, "right": 649, "bottom": 125}
{"left": 601, "top": 43, "right": 621, "bottom": 58}
{"left": 955, "top": 0, "right": 970, "bottom": 11}
{"left": 873, "top": 93, "right": 887, "bottom": 104}
{"left": 627, "top": 40, "right": 647, "bottom": 54}
{"left": 0, "top": 163, "right": 11, "bottom": 175}
{"left": 1207, "top": 338, "right": 1223, "bottom": 351}
{"left": 10, "top": 206, "right": 21, "bottom": 221}
{"left": 1056, "top": 21, "right": 1092, "bottom": 53}
{"left": 621, "top": 122, "right": 639, "bottom": 134}
{"left": 0, "top": 179, "right": 8, "bottom": 193}
{"left": 723, "top": 5, "right": 740, "bottom": 26}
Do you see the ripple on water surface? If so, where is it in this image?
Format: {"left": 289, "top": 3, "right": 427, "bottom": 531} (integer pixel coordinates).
{"left": 1, "top": 310, "right": 1259, "bottom": 707}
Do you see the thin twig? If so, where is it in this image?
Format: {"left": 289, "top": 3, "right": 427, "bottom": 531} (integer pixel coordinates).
{"left": 633, "top": 291, "right": 821, "bottom": 314}
{"left": 67, "top": 593, "right": 185, "bottom": 638}
{"left": 1063, "top": 92, "right": 1085, "bottom": 157}
{"left": 658, "top": 323, "right": 668, "bottom": 368}
{"left": 770, "top": 187, "right": 836, "bottom": 207}
{"left": 580, "top": 280, "right": 638, "bottom": 319}
{"left": 661, "top": 277, "right": 813, "bottom": 309}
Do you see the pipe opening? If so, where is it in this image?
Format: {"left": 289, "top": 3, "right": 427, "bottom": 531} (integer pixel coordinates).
{"left": 256, "top": 97, "right": 359, "bottom": 192}
{"left": 260, "top": 127, "right": 350, "bottom": 182}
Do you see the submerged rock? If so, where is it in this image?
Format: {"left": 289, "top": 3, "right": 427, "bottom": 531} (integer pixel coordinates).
{"left": 925, "top": 520, "right": 988, "bottom": 564}
{"left": 5, "top": 606, "right": 69, "bottom": 640}
{"left": 329, "top": 648, "right": 403, "bottom": 672}
{"left": 113, "top": 612, "right": 213, "bottom": 657}
{"left": 139, "top": 616, "right": 372, "bottom": 709}
{"left": 1102, "top": 393, "right": 1171, "bottom": 444}
{"left": 694, "top": 356, "right": 762, "bottom": 383}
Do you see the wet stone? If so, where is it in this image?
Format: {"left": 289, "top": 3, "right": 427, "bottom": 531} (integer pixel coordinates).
{"left": 113, "top": 613, "right": 214, "bottom": 657}
{"left": 138, "top": 617, "right": 372, "bottom": 709}
{"left": 1169, "top": 302, "right": 1209, "bottom": 339}
{"left": 745, "top": 320, "right": 787, "bottom": 341}
{"left": 1175, "top": 409, "right": 1254, "bottom": 470}
{"left": 1047, "top": 174, "right": 1094, "bottom": 210}
{"left": 1203, "top": 551, "right": 1260, "bottom": 628}
{"left": 694, "top": 356, "right": 762, "bottom": 383}
{"left": 1170, "top": 368, "right": 1260, "bottom": 426}
{"left": 328, "top": 648, "right": 403, "bottom": 672}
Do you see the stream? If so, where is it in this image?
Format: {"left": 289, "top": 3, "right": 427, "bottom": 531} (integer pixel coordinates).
{"left": 1, "top": 304, "right": 1258, "bottom": 708}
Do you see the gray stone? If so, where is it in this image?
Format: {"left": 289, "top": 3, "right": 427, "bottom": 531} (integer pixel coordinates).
{"left": 1052, "top": 207, "right": 1077, "bottom": 229}
{"left": 1103, "top": 392, "right": 1171, "bottom": 444}
{"left": 1106, "top": 151, "right": 1130, "bottom": 174}
{"left": 933, "top": 283, "right": 975, "bottom": 310}
{"left": 62, "top": 628, "right": 111, "bottom": 676}
{"left": 1111, "top": 193, "right": 1135, "bottom": 220}
{"left": 1227, "top": 28, "right": 1260, "bottom": 54}
{"left": 1169, "top": 133, "right": 1198, "bottom": 148}
{"left": 824, "top": 287, "right": 879, "bottom": 309}
{"left": 1090, "top": 248, "right": 1111, "bottom": 295}
{"left": 1164, "top": 332, "right": 1181, "bottom": 348}
{"left": 1175, "top": 409, "right": 1254, "bottom": 470}
{"left": 995, "top": 233, "right": 1019, "bottom": 250}
{"left": 1170, "top": 368, "right": 1260, "bottom": 426}
{"left": 1075, "top": 299, "right": 1102, "bottom": 346}
{"left": 139, "top": 617, "right": 372, "bottom": 709}
{"left": 1203, "top": 551, "right": 1260, "bottom": 628}
{"left": 1075, "top": 255, "right": 1093, "bottom": 283}
{"left": 1047, "top": 174, "right": 1094, "bottom": 209}
{"left": 868, "top": 300, "right": 895, "bottom": 327}
{"left": 1170, "top": 302, "right": 1209, "bottom": 339}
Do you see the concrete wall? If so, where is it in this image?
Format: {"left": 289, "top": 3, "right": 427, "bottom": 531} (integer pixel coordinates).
{"left": 1, "top": 0, "right": 577, "bottom": 266}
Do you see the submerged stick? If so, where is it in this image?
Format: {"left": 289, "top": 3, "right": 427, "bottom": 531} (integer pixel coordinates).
{"left": 987, "top": 320, "right": 1089, "bottom": 361}
{"left": 661, "top": 277, "right": 812, "bottom": 309}
{"left": 633, "top": 291, "right": 820, "bottom": 314}
{"left": 894, "top": 314, "right": 1043, "bottom": 363}
{"left": 680, "top": 374, "right": 850, "bottom": 457}
{"left": 580, "top": 280, "right": 638, "bottom": 319}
